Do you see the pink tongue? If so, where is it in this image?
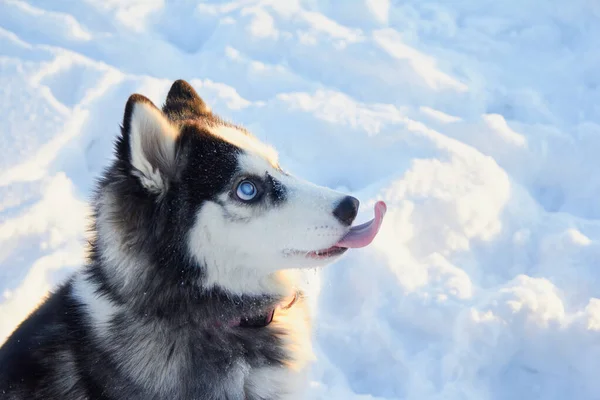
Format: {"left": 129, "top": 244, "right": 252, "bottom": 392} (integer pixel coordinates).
{"left": 336, "top": 201, "right": 387, "bottom": 249}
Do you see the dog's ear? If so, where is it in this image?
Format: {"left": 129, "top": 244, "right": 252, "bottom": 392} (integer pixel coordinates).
{"left": 163, "top": 79, "right": 211, "bottom": 119}
{"left": 119, "top": 94, "right": 179, "bottom": 193}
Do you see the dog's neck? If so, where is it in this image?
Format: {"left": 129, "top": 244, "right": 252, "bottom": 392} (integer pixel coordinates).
{"left": 201, "top": 262, "right": 301, "bottom": 297}
{"left": 213, "top": 291, "right": 299, "bottom": 328}
{"left": 87, "top": 232, "right": 299, "bottom": 323}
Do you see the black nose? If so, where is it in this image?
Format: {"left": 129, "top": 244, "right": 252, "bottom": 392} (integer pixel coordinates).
{"left": 333, "top": 196, "right": 360, "bottom": 226}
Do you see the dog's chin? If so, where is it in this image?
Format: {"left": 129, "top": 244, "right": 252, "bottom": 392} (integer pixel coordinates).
{"left": 283, "top": 245, "right": 349, "bottom": 266}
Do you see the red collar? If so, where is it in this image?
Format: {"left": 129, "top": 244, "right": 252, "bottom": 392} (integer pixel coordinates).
{"left": 216, "top": 293, "right": 298, "bottom": 329}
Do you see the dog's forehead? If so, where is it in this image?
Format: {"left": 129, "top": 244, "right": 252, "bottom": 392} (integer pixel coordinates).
{"left": 208, "top": 124, "right": 279, "bottom": 169}
{"left": 237, "top": 151, "right": 278, "bottom": 176}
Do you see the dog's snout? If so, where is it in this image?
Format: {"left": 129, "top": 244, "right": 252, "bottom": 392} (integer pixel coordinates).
{"left": 333, "top": 196, "right": 360, "bottom": 226}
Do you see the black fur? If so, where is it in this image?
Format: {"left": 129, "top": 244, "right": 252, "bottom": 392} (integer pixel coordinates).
{"left": 0, "top": 80, "right": 299, "bottom": 399}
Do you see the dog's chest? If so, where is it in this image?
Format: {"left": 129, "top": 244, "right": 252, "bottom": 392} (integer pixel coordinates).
{"left": 240, "top": 298, "right": 314, "bottom": 400}
{"left": 117, "top": 295, "right": 315, "bottom": 399}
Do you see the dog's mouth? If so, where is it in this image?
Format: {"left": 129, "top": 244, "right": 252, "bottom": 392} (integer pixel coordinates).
{"left": 288, "top": 201, "right": 387, "bottom": 260}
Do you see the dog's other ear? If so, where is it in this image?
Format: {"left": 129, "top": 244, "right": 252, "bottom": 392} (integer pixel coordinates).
{"left": 119, "top": 94, "right": 179, "bottom": 193}
{"left": 163, "top": 79, "right": 211, "bottom": 119}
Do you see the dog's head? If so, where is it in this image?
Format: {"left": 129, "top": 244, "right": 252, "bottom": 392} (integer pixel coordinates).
{"left": 97, "top": 80, "right": 384, "bottom": 295}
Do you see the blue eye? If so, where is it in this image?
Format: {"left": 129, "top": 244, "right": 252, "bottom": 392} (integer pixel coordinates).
{"left": 236, "top": 180, "right": 257, "bottom": 201}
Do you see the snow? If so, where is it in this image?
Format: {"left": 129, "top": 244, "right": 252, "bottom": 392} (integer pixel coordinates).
{"left": 1, "top": 1, "right": 600, "bottom": 398}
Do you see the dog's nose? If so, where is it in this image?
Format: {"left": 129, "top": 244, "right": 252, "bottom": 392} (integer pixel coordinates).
{"left": 333, "top": 196, "right": 360, "bottom": 226}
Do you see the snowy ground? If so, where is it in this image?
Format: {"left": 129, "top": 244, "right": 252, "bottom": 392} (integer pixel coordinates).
{"left": 2, "top": 1, "right": 600, "bottom": 398}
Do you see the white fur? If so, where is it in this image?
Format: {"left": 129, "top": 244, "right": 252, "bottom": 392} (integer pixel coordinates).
{"left": 245, "top": 295, "right": 313, "bottom": 399}
{"left": 245, "top": 366, "right": 308, "bottom": 400}
{"left": 271, "top": 295, "right": 315, "bottom": 370}
{"left": 223, "top": 361, "right": 251, "bottom": 398}
{"left": 211, "top": 125, "right": 279, "bottom": 166}
{"left": 188, "top": 150, "right": 350, "bottom": 295}
{"left": 129, "top": 102, "right": 179, "bottom": 192}
{"left": 70, "top": 273, "right": 121, "bottom": 338}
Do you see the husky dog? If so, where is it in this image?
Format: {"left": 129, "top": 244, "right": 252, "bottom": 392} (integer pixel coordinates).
{"left": 0, "top": 80, "right": 386, "bottom": 399}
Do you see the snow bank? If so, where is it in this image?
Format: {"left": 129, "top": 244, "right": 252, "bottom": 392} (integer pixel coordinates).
{"left": 2, "top": 1, "right": 600, "bottom": 398}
